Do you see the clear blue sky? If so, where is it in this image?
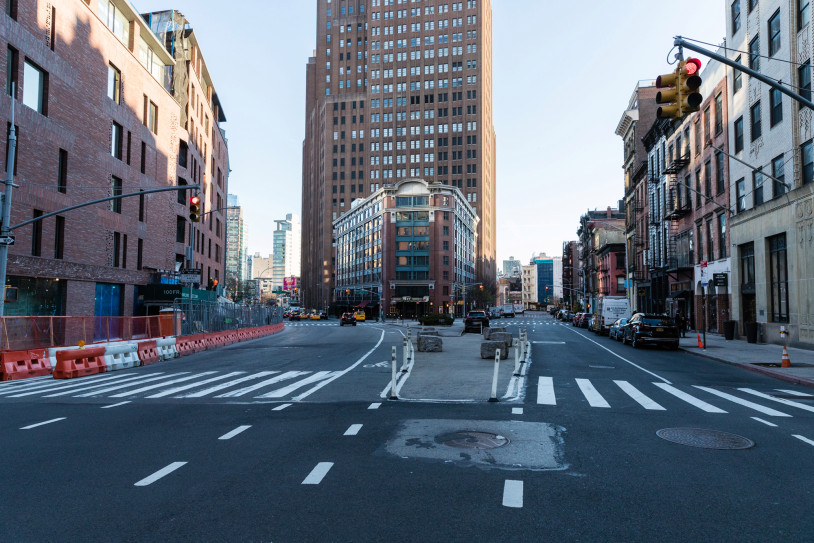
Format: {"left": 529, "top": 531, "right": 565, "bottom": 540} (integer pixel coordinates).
{"left": 136, "top": 0, "right": 725, "bottom": 265}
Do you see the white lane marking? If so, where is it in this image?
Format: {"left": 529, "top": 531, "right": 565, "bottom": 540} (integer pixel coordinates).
{"left": 302, "top": 462, "right": 334, "bottom": 484}
{"left": 694, "top": 386, "right": 791, "bottom": 417}
{"left": 299, "top": 329, "right": 387, "bottom": 402}
{"left": 368, "top": 402, "right": 381, "bottom": 410}
{"left": 255, "top": 371, "right": 337, "bottom": 398}
{"left": 614, "top": 380, "right": 666, "bottom": 410}
{"left": 792, "top": 435, "right": 814, "bottom": 447}
{"left": 272, "top": 403, "right": 292, "bottom": 411}
{"left": 147, "top": 372, "right": 246, "bottom": 398}
{"left": 134, "top": 462, "right": 187, "bottom": 486}
{"left": 775, "top": 389, "right": 813, "bottom": 397}
{"left": 502, "top": 480, "right": 523, "bottom": 508}
{"left": 215, "top": 371, "right": 308, "bottom": 398}
{"left": 738, "top": 389, "right": 814, "bottom": 413}
{"left": 43, "top": 373, "right": 165, "bottom": 397}
{"left": 653, "top": 383, "right": 727, "bottom": 413}
{"left": 20, "top": 417, "right": 66, "bottom": 430}
{"left": 219, "top": 425, "right": 251, "bottom": 440}
{"left": 532, "top": 341, "right": 565, "bottom": 344}
{"left": 101, "top": 401, "right": 131, "bottom": 409}
{"left": 109, "top": 372, "right": 217, "bottom": 398}
{"left": 512, "top": 407, "right": 523, "bottom": 415}
{"left": 344, "top": 424, "right": 363, "bottom": 436}
{"left": 575, "top": 378, "right": 611, "bottom": 408}
{"left": 566, "top": 328, "right": 671, "bottom": 384}
{"left": 177, "top": 371, "right": 278, "bottom": 398}
{"left": 3, "top": 372, "right": 135, "bottom": 397}
{"left": 74, "top": 373, "right": 185, "bottom": 397}
{"left": 751, "top": 417, "right": 778, "bottom": 427}
{"left": 0, "top": 375, "right": 51, "bottom": 389}
{"left": 537, "top": 377, "right": 556, "bottom": 405}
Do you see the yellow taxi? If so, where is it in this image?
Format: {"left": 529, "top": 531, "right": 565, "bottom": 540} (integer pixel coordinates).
{"left": 354, "top": 310, "right": 366, "bottom": 322}
{"left": 309, "top": 311, "right": 321, "bottom": 320}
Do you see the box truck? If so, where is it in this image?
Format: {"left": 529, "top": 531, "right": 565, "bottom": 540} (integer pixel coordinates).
{"left": 594, "top": 296, "right": 631, "bottom": 335}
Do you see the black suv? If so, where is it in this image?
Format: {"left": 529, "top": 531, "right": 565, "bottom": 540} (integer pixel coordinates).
{"left": 464, "top": 310, "right": 490, "bottom": 332}
{"left": 623, "top": 313, "right": 679, "bottom": 350}
{"left": 339, "top": 312, "right": 357, "bottom": 326}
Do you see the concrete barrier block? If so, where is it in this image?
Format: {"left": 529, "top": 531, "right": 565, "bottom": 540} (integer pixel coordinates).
{"left": 489, "top": 332, "right": 513, "bottom": 350}
{"left": 484, "top": 327, "right": 506, "bottom": 340}
{"left": 480, "top": 341, "right": 508, "bottom": 359}
{"left": 418, "top": 335, "right": 443, "bottom": 352}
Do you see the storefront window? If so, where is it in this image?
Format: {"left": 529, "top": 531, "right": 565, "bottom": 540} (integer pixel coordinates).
{"left": 4, "top": 276, "right": 66, "bottom": 316}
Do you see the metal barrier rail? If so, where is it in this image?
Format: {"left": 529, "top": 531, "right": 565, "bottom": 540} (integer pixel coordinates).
{"left": 0, "top": 315, "right": 166, "bottom": 351}
{"left": 171, "top": 300, "right": 283, "bottom": 336}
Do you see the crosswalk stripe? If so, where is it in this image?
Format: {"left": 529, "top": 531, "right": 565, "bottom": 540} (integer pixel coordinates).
{"left": 653, "top": 383, "right": 727, "bottom": 413}
{"left": 614, "top": 380, "right": 665, "bottom": 410}
{"left": 0, "top": 375, "right": 51, "bottom": 390}
{"left": 109, "top": 372, "right": 217, "bottom": 398}
{"left": 537, "top": 376, "right": 556, "bottom": 405}
{"left": 43, "top": 373, "right": 165, "bottom": 397}
{"left": 775, "top": 389, "right": 813, "bottom": 397}
{"left": 693, "top": 386, "right": 791, "bottom": 417}
{"left": 576, "top": 378, "right": 611, "bottom": 408}
{"left": 215, "top": 371, "right": 308, "bottom": 398}
{"left": 255, "top": 371, "right": 336, "bottom": 398}
{"left": 738, "top": 388, "right": 814, "bottom": 413}
{"left": 74, "top": 373, "right": 186, "bottom": 397}
{"left": 147, "top": 372, "right": 247, "bottom": 398}
{"left": 1, "top": 372, "right": 131, "bottom": 397}
{"left": 176, "top": 371, "right": 278, "bottom": 398}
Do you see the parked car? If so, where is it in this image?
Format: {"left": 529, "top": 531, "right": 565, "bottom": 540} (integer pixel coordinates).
{"left": 623, "top": 313, "right": 679, "bottom": 349}
{"left": 489, "top": 307, "right": 502, "bottom": 319}
{"left": 319, "top": 311, "right": 328, "bottom": 320}
{"left": 289, "top": 311, "right": 301, "bottom": 321}
{"left": 354, "top": 310, "right": 366, "bottom": 322}
{"left": 608, "top": 318, "right": 629, "bottom": 341}
{"left": 340, "top": 312, "right": 357, "bottom": 326}
{"left": 464, "top": 310, "right": 490, "bottom": 332}
{"left": 578, "top": 313, "right": 591, "bottom": 328}
{"left": 571, "top": 312, "right": 582, "bottom": 326}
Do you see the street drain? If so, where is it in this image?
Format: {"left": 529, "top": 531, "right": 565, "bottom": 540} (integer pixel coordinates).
{"left": 436, "top": 431, "right": 509, "bottom": 450}
{"left": 656, "top": 428, "right": 754, "bottom": 450}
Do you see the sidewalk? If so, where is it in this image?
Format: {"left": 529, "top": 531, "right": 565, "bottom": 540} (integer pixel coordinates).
{"left": 680, "top": 333, "right": 814, "bottom": 387}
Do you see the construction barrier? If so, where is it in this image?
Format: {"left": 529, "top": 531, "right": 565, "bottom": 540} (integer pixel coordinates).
{"left": 53, "top": 347, "right": 106, "bottom": 379}
{"left": 156, "top": 337, "right": 178, "bottom": 361}
{"left": 136, "top": 340, "right": 160, "bottom": 366}
{"left": 1, "top": 349, "right": 52, "bottom": 381}
{"left": 103, "top": 343, "right": 140, "bottom": 372}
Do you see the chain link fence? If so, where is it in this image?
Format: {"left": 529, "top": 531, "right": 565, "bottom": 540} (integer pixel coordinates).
{"left": 172, "top": 300, "right": 283, "bottom": 336}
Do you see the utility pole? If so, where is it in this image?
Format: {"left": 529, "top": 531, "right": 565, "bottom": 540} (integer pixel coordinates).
{"left": 0, "top": 87, "right": 17, "bottom": 317}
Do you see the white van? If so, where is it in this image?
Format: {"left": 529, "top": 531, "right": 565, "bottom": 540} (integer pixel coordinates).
{"left": 502, "top": 304, "right": 515, "bottom": 318}
{"left": 596, "top": 296, "right": 631, "bottom": 335}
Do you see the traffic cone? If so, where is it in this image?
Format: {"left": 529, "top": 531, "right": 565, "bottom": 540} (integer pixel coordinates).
{"left": 781, "top": 346, "right": 791, "bottom": 368}
{"left": 697, "top": 333, "right": 703, "bottom": 348}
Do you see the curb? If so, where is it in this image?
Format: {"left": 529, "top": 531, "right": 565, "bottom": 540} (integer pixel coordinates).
{"left": 680, "top": 347, "right": 814, "bottom": 388}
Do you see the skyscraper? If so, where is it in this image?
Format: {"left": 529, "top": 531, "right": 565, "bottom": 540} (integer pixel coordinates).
{"left": 272, "top": 214, "right": 302, "bottom": 291}
{"left": 301, "top": 0, "right": 496, "bottom": 310}
{"left": 225, "top": 194, "right": 246, "bottom": 299}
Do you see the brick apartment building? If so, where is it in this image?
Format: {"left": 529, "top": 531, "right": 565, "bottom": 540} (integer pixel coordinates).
{"left": 0, "top": 1, "right": 227, "bottom": 317}
{"left": 301, "top": 0, "right": 496, "bottom": 311}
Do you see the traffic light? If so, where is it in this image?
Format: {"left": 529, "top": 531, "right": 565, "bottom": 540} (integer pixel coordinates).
{"left": 189, "top": 195, "right": 201, "bottom": 222}
{"left": 656, "top": 58, "right": 703, "bottom": 120}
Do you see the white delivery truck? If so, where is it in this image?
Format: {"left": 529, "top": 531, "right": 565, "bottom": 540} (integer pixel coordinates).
{"left": 513, "top": 303, "right": 525, "bottom": 315}
{"left": 502, "top": 304, "right": 515, "bottom": 318}
{"left": 595, "top": 296, "right": 631, "bottom": 335}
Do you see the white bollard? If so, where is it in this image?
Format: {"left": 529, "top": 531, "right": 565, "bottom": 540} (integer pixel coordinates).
{"left": 389, "top": 346, "right": 399, "bottom": 400}
{"left": 488, "top": 349, "right": 501, "bottom": 402}
{"left": 401, "top": 337, "right": 409, "bottom": 373}
{"left": 513, "top": 338, "right": 521, "bottom": 376}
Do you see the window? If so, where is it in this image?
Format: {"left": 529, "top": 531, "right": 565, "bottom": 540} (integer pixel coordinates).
{"left": 753, "top": 169, "right": 764, "bottom": 206}
{"left": 768, "top": 234, "right": 789, "bottom": 323}
{"left": 138, "top": 190, "right": 145, "bottom": 222}
{"left": 750, "top": 101, "right": 761, "bottom": 140}
{"left": 703, "top": 106, "right": 710, "bottom": 142}
{"left": 137, "top": 238, "right": 143, "bottom": 270}
{"left": 749, "top": 35, "right": 760, "bottom": 71}
{"left": 57, "top": 149, "right": 67, "bottom": 193}
{"left": 113, "top": 232, "right": 120, "bottom": 268}
{"left": 732, "top": 0, "right": 741, "bottom": 33}
{"left": 799, "top": 60, "right": 811, "bottom": 105}
{"left": 54, "top": 216, "right": 64, "bottom": 259}
{"left": 801, "top": 0, "right": 811, "bottom": 30}
{"left": 714, "top": 93, "right": 723, "bottom": 134}
{"left": 107, "top": 63, "right": 121, "bottom": 103}
{"left": 111, "top": 121, "right": 122, "bottom": 159}
{"left": 748, "top": 0, "right": 757, "bottom": 13}
{"left": 734, "top": 116, "right": 744, "bottom": 153}
{"left": 733, "top": 55, "right": 743, "bottom": 92}
{"left": 176, "top": 216, "right": 186, "bottom": 243}
{"left": 772, "top": 154, "right": 787, "bottom": 197}
{"left": 718, "top": 214, "right": 727, "bottom": 259}
{"left": 716, "top": 152, "right": 725, "bottom": 194}
{"left": 111, "top": 176, "right": 122, "bottom": 213}
{"left": 5, "top": 0, "right": 17, "bottom": 19}
{"left": 802, "top": 139, "right": 814, "bottom": 185}
{"left": 144, "top": 98, "right": 158, "bottom": 134}
{"left": 768, "top": 10, "right": 781, "bottom": 56}
{"left": 178, "top": 140, "right": 188, "bottom": 168}
{"left": 704, "top": 160, "right": 712, "bottom": 197}
{"left": 32, "top": 210, "right": 42, "bottom": 257}
{"left": 736, "top": 178, "right": 746, "bottom": 212}
{"left": 23, "top": 59, "right": 47, "bottom": 115}
{"left": 141, "top": 141, "right": 147, "bottom": 174}
{"left": 706, "top": 220, "right": 714, "bottom": 261}
{"left": 6, "top": 46, "right": 18, "bottom": 97}
{"left": 770, "top": 88, "right": 783, "bottom": 126}
{"left": 696, "top": 224, "right": 704, "bottom": 263}
{"left": 740, "top": 242, "right": 755, "bottom": 288}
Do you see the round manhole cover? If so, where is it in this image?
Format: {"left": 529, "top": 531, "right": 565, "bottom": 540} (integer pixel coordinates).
{"left": 436, "top": 431, "right": 509, "bottom": 450}
{"left": 656, "top": 428, "right": 754, "bottom": 450}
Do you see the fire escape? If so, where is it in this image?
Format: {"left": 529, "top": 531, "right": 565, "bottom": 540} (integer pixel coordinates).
{"left": 663, "top": 155, "right": 692, "bottom": 274}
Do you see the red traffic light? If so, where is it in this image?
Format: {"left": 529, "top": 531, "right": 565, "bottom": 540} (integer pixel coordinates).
{"left": 190, "top": 195, "right": 201, "bottom": 205}
{"left": 684, "top": 58, "right": 702, "bottom": 76}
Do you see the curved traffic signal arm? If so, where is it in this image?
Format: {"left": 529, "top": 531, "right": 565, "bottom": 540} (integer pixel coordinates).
{"left": 656, "top": 67, "right": 681, "bottom": 119}
{"left": 189, "top": 195, "right": 201, "bottom": 222}
{"left": 679, "top": 57, "right": 703, "bottom": 115}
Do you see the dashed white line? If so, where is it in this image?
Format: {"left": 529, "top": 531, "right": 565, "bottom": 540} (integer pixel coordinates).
{"left": 512, "top": 407, "right": 523, "bottom": 415}
{"left": 272, "top": 403, "right": 292, "bottom": 411}
{"left": 751, "top": 417, "right": 778, "bottom": 427}
{"left": 792, "top": 434, "right": 814, "bottom": 447}
{"left": 101, "top": 401, "right": 131, "bottom": 409}
{"left": 502, "top": 480, "right": 523, "bottom": 508}
{"left": 20, "top": 417, "right": 66, "bottom": 430}
{"left": 302, "top": 462, "right": 334, "bottom": 485}
{"left": 134, "top": 462, "right": 187, "bottom": 486}
{"left": 344, "top": 424, "right": 363, "bottom": 436}
{"left": 219, "top": 425, "right": 251, "bottom": 440}
{"left": 368, "top": 402, "right": 381, "bottom": 410}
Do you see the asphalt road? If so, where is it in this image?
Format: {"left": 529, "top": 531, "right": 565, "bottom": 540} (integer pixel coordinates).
{"left": 1, "top": 314, "right": 812, "bottom": 542}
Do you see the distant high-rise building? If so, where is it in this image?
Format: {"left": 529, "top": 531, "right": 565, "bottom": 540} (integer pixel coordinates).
{"left": 272, "top": 214, "right": 302, "bottom": 291}
{"left": 502, "top": 257, "right": 521, "bottom": 276}
{"left": 301, "top": 0, "right": 496, "bottom": 310}
{"left": 225, "top": 194, "right": 246, "bottom": 298}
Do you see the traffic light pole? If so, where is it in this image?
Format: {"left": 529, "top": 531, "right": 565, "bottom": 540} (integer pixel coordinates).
{"left": 674, "top": 36, "right": 814, "bottom": 111}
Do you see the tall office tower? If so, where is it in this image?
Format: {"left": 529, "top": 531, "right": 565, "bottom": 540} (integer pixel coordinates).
{"left": 225, "top": 194, "right": 246, "bottom": 299}
{"left": 301, "top": 0, "right": 495, "bottom": 310}
{"left": 272, "top": 214, "right": 302, "bottom": 291}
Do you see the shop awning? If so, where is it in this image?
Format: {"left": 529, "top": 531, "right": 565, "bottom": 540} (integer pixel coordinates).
{"left": 355, "top": 300, "right": 369, "bottom": 308}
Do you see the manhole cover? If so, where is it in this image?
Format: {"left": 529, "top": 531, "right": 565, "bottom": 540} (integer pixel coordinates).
{"left": 656, "top": 428, "right": 754, "bottom": 450}
{"left": 436, "top": 431, "right": 509, "bottom": 450}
